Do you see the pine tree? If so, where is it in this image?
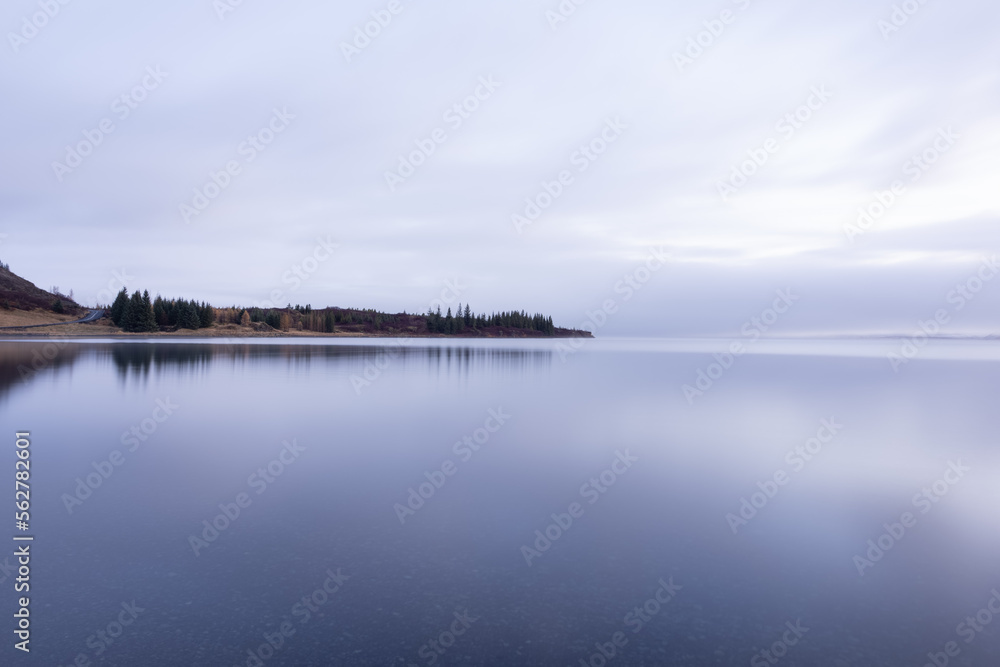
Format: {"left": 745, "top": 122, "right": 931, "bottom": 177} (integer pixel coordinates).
{"left": 119, "top": 295, "right": 132, "bottom": 330}
{"left": 140, "top": 290, "right": 158, "bottom": 331}
{"left": 178, "top": 301, "right": 201, "bottom": 329}
{"left": 110, "top": 288, "right": 129, "bottom": 326}
{"left": 124, "top": 291, "right": 144, "bottom": 332}
{"left": 198, "top": 301, "right": 215, "bottom": 328}
{"left": 153, "top": 297, "right": 168, "bottom": 327}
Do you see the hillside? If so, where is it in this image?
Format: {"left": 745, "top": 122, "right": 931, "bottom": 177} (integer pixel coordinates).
{"left": 0, "top": 263, "right": 80, "bottom": 314}
{"left": 0, "top": 265, "right": 594, "bottom": 338}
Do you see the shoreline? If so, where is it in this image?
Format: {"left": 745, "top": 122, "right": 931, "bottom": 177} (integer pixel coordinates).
{"left": 0, "top": 326, "right": 594, "bottom": 340}
{"left": 0, "top": 308, "right": 593, "bottom": 340}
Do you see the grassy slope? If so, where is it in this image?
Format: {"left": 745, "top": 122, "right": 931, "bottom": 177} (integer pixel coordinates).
{"left": 0, "top": 265, "right": 81, "bottom": 323}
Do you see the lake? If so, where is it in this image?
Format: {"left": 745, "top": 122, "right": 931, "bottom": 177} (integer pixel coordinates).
{"left": 1, "top": 337, "right": 998, "bottom": 666}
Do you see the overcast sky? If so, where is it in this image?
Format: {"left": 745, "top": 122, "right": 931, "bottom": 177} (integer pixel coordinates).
{"left": 1, "top": 0, "right": 998, "bottom": 335}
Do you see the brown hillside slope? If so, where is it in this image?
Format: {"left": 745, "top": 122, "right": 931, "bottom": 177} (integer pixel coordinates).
{"left": 0, "top": 264, "right": 80, "bottom": 312}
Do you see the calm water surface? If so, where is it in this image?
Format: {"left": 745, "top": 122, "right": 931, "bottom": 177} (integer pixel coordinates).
{"left": 0, "top": 337, "right": 998, "bottom": 666}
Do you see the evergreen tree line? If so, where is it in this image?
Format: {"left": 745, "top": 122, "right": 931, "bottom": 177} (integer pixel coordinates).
{"left": 236, "top": 304, "right": 555, "bottom": 335}
{"left": 109, "top": 289, "right": 214, "bottom": 332}
{"left": 425, "top": 303, "right": 555, "bottom": 335}
{"left": 106, "top": 293, "right": 559, "bottom": 336}
{"left": 328, "top": 308, "right": 401, "bottom": 331}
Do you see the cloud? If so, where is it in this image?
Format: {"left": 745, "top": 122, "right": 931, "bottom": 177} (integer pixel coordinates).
{"left": 1, "top": 0, "right": 998, "bottom": 334}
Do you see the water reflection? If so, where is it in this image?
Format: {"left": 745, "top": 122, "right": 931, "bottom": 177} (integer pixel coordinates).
{"left": 3, "top": 337, "right": 998, "bottom": 665}
{"left": 0, "top": 340, "right": 553, "bottom": 397}
{"left": 0, "top": 341, "right": 83, "bottom": 403}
